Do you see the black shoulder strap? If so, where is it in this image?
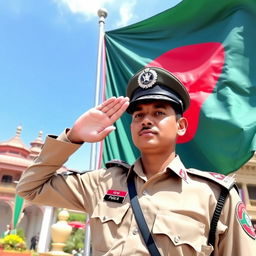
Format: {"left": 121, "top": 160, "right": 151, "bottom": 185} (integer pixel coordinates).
{"left": 127, "top": 172, "right": 161, "bottom": 256}
{"left": 126, "top": 164, "right": 230, "bottom": 255}
{"left": 208, "top": 187, "right": 229, "bottom": 253}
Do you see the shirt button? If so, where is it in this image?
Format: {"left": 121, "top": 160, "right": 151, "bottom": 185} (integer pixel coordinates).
{"left": 103, "top": 216, "right": 107, "bottom": 221}
{"left": 174, "top": 236, "right": 180, "bottom": 243}
{"left": 132, "top": 228, "right": 138, "bottom": 235}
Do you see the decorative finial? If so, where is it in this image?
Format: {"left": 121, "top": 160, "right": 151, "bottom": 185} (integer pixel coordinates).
{"left": 16, "top": 126, "right": 22, "bottom": 137}
{"left": 38, "top": 131, "right": 43, "bottom": 139}
{"left": 97, "top": 8, "right": 108, "bottom": 23}
{"left": 58, "top": 209, "right": 70, "bottom": 221}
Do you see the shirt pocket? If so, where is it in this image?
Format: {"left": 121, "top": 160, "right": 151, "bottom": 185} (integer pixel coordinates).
{"left": 90, "top": 201, "right": 130, "bottom": 253}
{"left": 152, "top": 212, "right": 213, "bottom": 256}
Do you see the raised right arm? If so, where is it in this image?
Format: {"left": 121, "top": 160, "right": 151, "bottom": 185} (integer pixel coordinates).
{"left": 16, "top": 134, "right": 90, "bottom": 211}
{"left": 16, "top": 96, "right": 129, "bottom": 211}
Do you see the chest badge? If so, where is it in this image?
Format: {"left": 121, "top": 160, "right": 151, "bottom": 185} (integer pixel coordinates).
{"left": 104, "top": 189, "right": 128, "bottom": 203}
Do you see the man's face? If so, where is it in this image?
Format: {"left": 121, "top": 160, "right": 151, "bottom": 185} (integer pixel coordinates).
{"left": 130, "top": 101, "right": 187, "bottom": 154}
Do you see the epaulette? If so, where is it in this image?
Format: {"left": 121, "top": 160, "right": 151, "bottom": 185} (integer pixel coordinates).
{"left": 62, "top": 169, "right": 92, "bottom": 176}
{"left": 186, "top": 168, "right": 236, "bottom": 191}
{"left": 105, "top": 159, "right": 131, "bottom": 172}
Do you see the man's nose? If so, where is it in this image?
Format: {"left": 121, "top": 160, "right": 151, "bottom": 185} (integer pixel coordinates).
{"left": 142, "top": 114, "right": 153, "bottom": 126}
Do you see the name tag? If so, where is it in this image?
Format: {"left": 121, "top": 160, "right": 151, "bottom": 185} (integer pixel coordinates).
{"left": 104, "top": 189, "right": 128, "bottom": 203}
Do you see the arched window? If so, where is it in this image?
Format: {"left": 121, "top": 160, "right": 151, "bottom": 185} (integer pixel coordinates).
{"left": 1, "top": 175, "right": 13, "bottom": 183}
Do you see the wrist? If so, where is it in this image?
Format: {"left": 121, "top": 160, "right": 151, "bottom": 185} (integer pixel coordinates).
{"left": 66, "top": 128, "right": 84, "bottom": 144}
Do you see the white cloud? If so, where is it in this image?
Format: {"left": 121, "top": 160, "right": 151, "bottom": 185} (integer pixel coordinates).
{"left": 54, "top": 0, "right": 114, "bottom": 18}
{"left": 116, "top": 0, "right": 137, "bottom": 27}
{"left": 53, "top": 0, "right": 137, "bottom": 27}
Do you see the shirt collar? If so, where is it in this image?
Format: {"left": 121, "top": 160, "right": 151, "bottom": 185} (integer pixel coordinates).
{"left": 166, "top": 155, "right": 190, "bottom": 183}
{"left": 127, "top": 158, "right": 147, "bottom": 182}
{"left": 127, "top": 155, "right": 190, "bottom": 184}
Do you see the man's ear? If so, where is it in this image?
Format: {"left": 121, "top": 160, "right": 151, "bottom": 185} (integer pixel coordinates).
{"left": 177, "top": 117, "right": 188, "bottom": 136}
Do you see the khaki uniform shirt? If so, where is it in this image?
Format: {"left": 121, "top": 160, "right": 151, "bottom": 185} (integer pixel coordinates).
{"left": 17, "top": 133, "right": 256, "bottom": 256}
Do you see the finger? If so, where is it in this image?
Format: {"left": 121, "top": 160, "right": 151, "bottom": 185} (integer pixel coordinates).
{"left": 96, "top": 126, "right": 116, "bottom": 141}
{"left": 109, "top": 100, "right": 130, "bottom": 123}
{"left": 103, "top": 97, "right": 128, "bottom": 117}
{"left": 97, "top": 97, "right": 117, "bottom": 111}
{"left": 100, "top": 97, "right": 125, "bottom": 113}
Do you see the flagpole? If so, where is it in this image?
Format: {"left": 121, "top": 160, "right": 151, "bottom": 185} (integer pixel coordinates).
{"left": 84, "top": 8, "right": 108, "bottom": 256}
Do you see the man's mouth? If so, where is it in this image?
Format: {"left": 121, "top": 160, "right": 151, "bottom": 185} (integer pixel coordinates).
{"left": 139, "top": 127, "right": 157, "bottom": 136}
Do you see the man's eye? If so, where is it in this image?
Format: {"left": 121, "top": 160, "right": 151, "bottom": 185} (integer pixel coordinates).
{"left": 134, "top": 113, "right": 143, "bottom": 119}
{"left": 155, "top": 111, "right": 165, "bottom": 116}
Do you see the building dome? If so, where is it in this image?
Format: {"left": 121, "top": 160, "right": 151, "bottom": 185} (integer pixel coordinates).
{"left": 0, "top": 126, "right": 29, "bottom": 152}
{"left": 0, "top": 126, "right": 33, "bottom": 173}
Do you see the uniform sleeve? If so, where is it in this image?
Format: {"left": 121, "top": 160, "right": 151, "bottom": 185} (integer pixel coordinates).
{"left": 16, "top": 134, "right": 98, "bottom": 213}
{"left": 215, "top": 187, "right": 256, "bottom": 255}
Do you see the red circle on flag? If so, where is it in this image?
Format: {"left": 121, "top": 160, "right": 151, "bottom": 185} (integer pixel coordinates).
{"left": 147, "top": 42, "right": 225, "bottom": 143}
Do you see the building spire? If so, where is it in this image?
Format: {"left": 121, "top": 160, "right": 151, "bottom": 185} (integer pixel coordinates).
{"left": 16, "top": 125, "right": 22, "bottom": 137}
{"left": 0, "top": 125, "right": 29, "bottom": 152}
{"left": 29, "top": 131, "right": 44, "bottom": 159}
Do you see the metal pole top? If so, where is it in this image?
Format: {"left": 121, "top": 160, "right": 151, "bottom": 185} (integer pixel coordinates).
{"left": 97, "top": 8, "right": 108, "bottom": 23}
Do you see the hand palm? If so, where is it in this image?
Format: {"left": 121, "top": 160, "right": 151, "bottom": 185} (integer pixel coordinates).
{"left": 78, "top": 108, "right": 116, "bottom": 142}
{"left": 68, "top": 97, "right": 129, "bottom": 143}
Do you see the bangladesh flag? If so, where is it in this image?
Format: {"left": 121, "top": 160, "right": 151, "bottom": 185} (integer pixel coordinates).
{"left": 103, "top": 0, "right": 256, "bottom": 174}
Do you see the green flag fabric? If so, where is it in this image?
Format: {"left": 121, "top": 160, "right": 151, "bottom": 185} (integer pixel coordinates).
{"left": 103, "top": 0, "right": 256, "bottom": 174}
{"left": 13, "top": 194, "right": 24, "bottom": 229}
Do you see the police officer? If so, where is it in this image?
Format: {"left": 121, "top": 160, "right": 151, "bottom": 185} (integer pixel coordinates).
{"left": 17, "top": 67, "right": 256, "bottom": 256}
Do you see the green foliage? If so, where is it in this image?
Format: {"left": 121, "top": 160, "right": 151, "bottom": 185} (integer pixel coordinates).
{"left": 68, "top": 212, "right": 86, "bottom": 222}
{"left": 0, "top": 234, "right": 27, "bottom": 251}
{"left": 63, "top": 229, "right": 85, "bottom": 253}
{"left": 16, "top": 229, "right": 26, "bottom": 241}
{"left": 56, "top": 209, "right": 86, "bottom": 222}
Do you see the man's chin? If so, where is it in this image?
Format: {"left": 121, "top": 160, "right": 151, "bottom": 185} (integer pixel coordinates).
{"left": 137, "top": 143, "right": 158, "bottom": 152}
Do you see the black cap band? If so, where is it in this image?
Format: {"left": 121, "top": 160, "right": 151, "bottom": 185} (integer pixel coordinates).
{"left": 127, "top": 84, "right": 183, "bottom": 114}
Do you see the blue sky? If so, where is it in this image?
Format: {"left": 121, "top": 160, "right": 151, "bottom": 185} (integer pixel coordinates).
{"left": 0, "top": 0, "right": 180, "bottom": 170}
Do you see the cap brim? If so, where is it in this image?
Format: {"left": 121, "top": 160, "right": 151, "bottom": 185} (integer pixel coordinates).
{"left": 126, "top": 95, "right": 181, "bottom": 114}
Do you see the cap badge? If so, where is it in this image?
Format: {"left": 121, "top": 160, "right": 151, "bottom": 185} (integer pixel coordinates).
{"left": 138, "top": 68, "right": 157, "bottom": 89}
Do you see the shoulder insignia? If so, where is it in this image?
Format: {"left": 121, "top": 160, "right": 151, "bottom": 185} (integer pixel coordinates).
{"left": 236, "top": 201, "right": 256, "bottom": 239}
{"left": 187, "top": 168, "right": 236, "bottom": 191}
{"left": 105, "top": 159, "right": 131, "bottom": 172}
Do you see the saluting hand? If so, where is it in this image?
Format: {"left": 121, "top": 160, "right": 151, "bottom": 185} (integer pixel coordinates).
{"left": 67, "top": 97, "right": 129, "bottom": 143}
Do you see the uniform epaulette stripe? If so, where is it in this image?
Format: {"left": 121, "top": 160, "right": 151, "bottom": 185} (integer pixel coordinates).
{"left": 187, "top": 168, "right": 236, "bottom": 191}
{"left": 105, "top": 159, "right": 131, "bottom": 172}
{"left": 63, "top": 169, "right": 92, "bottom": 175}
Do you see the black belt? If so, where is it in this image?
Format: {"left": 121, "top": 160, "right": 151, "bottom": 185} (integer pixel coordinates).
{"left": 127, "top": 172, "right": 161, "bottom": 256}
